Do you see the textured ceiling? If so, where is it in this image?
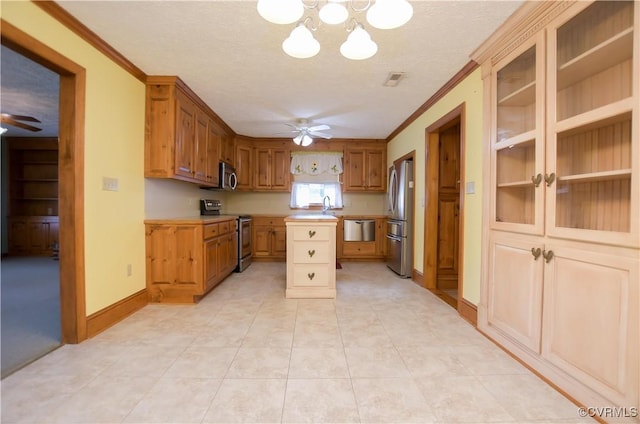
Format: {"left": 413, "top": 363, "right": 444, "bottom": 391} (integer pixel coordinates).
{"left": 1, "top": 1, "right": 525, "bottom": 140}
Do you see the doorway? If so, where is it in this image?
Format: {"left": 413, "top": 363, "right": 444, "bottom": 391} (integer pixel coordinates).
{"left": 1, "top": 20, "right": 87, "bottom": 357}
{"left": 424, "top": 104, "right": 465, "bottom": 311}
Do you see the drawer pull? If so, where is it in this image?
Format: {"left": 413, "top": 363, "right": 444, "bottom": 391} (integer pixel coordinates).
{"left": 307, "top": 272, "right": 315, "bottom": 280}
{"left": 308, "top": 230, "right": 316, "bottom": 238}
{"left": 531, "top": 173, "right": 542, "bottom": 187}
{"left": 544, "top": 172, "right": 556, "bottom": 187}
{"left": 308, "top": 249, "right": 315, "bottom": 257}
{"left": 542, "top": 250, "right": 554, "bottom": 263}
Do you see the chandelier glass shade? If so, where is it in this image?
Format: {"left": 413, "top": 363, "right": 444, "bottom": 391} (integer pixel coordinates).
{"left": 257, "top": 0, "right": 413, "bottom": 60}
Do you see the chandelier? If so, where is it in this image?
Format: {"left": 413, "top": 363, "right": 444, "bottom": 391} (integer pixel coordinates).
{"left": 257, "top": 0, "right": 413, "bottom": 60}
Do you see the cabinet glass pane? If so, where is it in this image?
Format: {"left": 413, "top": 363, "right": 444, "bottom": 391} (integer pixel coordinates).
{"left": 496, "top": 139, "right": 536, "bottom": 225}
{"left": 555, "top": 115, "right": 632, "bottom": 232}
{"left": 556, "top": 1, "right": 634, "bottom": 120}
{"left": 496, "top": 46, "right": 536, "bottom": 142}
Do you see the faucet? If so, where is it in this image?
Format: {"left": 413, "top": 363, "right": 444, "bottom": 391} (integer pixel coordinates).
{"left": 322, "top": 195, "right": 331, "bottom": 214}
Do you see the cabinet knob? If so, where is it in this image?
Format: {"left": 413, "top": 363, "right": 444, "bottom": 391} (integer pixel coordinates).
{"left": 542, "top": 249, "right": 554, "bottom": 263}
{"left": 531, "top": 173, "right": 542, "bottom": 187}
{"left": 308, "top": 230, "right": 316, "bottom": 238}
{"left": 308, "top": 249, "right": 315, "bottom": 257}
{"left": 544, "top": 172, "right": 556, "bottom": 187}
{"left": 531, "top": 247, "right": 542, "bottom": 260}
{"left": 307, "top": 272, "right": 315, "bottom": 280}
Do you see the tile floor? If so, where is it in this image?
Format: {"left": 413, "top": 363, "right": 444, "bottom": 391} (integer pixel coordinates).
{"left": 1, "top": 262, "right": 594, "bottom": 423}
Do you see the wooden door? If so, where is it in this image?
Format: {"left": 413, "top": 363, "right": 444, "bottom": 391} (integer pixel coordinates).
{"left": 253, "top": 224, "right": 272, "bottom": 257}
{"left": 273, "top": 225, "right": 287, "bottom": 258}
{"left": 206, "top": 119, "right": 220, "bottom": 186}
{"left": 436, "top": 123, "right": 460, "bottom": 291}
{"left": 254, "top": 148, "right": 271, "bottom": 190}
{"left": 204, "top": 238, "right": 220, "bottom": 290}
{"left": 174, "top": 225, "right": 201, "bottom": 286}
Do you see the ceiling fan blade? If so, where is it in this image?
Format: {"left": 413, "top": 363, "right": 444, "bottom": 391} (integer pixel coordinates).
{"left": 0, "top": 116, "right": 42, "bottom": 132}
{"left": 1, "top": 113, "right": 41, "bottom": 123}
{"left": 308, "top": 131, "right": 332, "bottom": 139}
{"left": 308, "top": 124, "right": 330, "bottom": 132}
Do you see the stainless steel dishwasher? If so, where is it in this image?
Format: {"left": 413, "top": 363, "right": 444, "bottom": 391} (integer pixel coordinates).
{"left": 343, "top": 219, "right": 376, "bottom": 241}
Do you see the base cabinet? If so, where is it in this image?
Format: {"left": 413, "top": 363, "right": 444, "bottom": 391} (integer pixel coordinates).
{"left": 145, "top": 218, "right": 237, "bottom": 303}
{"left": 8, "top": 216, "right": 59, "bottom": 256}
{"left": 252, "top": 216, "right": 286, "bottom": 261}
{"left": 285, "top": 216, "right": 338, "bottom": 299}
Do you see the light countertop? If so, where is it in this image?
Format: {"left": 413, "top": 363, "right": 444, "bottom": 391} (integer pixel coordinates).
{"left": 284, "top": 214, "right": 339, "bottom": 223}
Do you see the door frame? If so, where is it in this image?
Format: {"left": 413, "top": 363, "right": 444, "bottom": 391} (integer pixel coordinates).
{"left": 1, "top": 20, "right": 87, "bottom": 343}
{"left": 424, "top": 103, "right": 466, "bottom": 312}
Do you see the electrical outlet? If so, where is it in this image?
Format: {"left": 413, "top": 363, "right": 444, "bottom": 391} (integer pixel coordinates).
{"left": 102, "top": 177, "right": 119, "bottom": 191}
{"left": 127, "top": 264, "right": 132, "bottom": 277}
{"left": 466, "top": 181, "right": 476, "bottom": 194}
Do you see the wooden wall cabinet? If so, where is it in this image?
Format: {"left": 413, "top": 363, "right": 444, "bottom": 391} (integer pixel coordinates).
{"left": 145, "top": 76, "right": 227, "bottom": 187}
{"left": 476, "top": 1, "right": 639, "bottom": 418}
{"left": 252, "top": 216, "right": 287, "bottom": 260}
{"left": 343, "top": 145, "right": 387, "bottom": 192}
{"left": 145, "top": 217, "right": 237, "bottom": 303}
{"left": 254, "top": 144, "right": 290, "bottom": 191}
{"left": 6, "top": 138, "right": 59, "bottom": 256}
{"left": 220, "top": 134, "right": 235, "bottom": 166}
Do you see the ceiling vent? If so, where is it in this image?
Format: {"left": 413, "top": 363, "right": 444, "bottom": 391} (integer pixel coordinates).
{"left": 383, "top": 72, "right": 406, "bottom": 87}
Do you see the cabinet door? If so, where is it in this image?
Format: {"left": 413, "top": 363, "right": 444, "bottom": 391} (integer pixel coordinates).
{"left": 193, "top": 110, "right": 208, "bottom": 182}
{"left": 344, "top": 149, "right": 366, "bottom": 191}
{"left": 146, "top": 225, "right": 176, "bottom": 286}
{"left": 220, "top": 134, "right": 234, "bottom": 165}
{"left": 546, "top": 1, "right": 637, "bottom": 247}
{"left": 365, "top": 148, "right": 385, "bottom": 191}
{"left": 47, "top": 220, "right": 59, "bottom": 252}
{"left": 174, "top": 226, "right": 202, "bottom": 286}
{"left": 254, "top": 148, "right": 271, "bottom": 190}
{"left": 541, "top": 244, "right": 638, "bottom": 407}
{"left": 490, "top": 34, "right": 545, "bottom": 235}
{"left": 253, "top": 225, "right": 273, "bottom": 257}
{"left": 487, "top": 232, "right": 544, "bottom": 354}
{"left": 272, "top": 225, "right": 287, "bottom": 258}
{"left": 204, "top": 238, "right": 220, "bottom": 290}
{"left": 235, "top": 141, "right": 252, "bottom": 189}
{"left": 270, "top": 148, "right": 290, "bottom": 191}
{"left": 174, "top": 92, "right": 196, "bottom": 178}
{"left": 206, "top": 119, "right": 220, "bottom": 186}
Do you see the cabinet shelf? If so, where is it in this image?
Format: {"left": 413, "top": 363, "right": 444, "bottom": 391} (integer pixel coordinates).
{"left": 498, "top": 80, "right": 536, "bottom": 106}
{"left": 497, "top": 180, "right": 534, "bottom": 188}
{"left": 556, "top": 99, "right": 633, "bottom": 134}
{"left": 16, "top": 178, "right": 59, "bottom": 182}
{"left": 557, "top": 27, "right": 633, "bottom": 90}
{"left": 13, "top": 197, "right": 59, "bottom": 201}
{"left": 558, "top": 169, "right": 631, "bottom": 184}
{"left": 495, "top": 130, "right": 535, "bottom": 150}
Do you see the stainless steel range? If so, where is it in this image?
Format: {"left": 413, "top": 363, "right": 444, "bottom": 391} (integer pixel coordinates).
{"left": 200, "top": 199, "right": 252, "bottom": 273}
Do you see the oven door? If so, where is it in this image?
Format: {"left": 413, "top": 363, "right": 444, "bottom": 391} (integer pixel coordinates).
{"left": 239, "top": 218, "right": 252, "bottom": 259}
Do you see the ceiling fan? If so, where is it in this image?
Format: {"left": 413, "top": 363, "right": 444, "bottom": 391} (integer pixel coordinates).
{"left": 283, "top": 119, "right": 332, "bottom": 147}
{"left": 1, "top": 113, "right": 42, "bottom": 132}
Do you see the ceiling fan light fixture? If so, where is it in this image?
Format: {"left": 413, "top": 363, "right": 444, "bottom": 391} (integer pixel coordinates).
{"left": 340, "top": 24, "right": 378, "bottom": 60}
{"left": 301, "top": 134, "right": 313, "bottom": 147}
{"left": 293, "top": 132, "right": 304, "bottom": 145}
{"left": 366, "top": 0, "right": 413, "bottom": 29}
{"left": 283, "top": 23, "right": 320, "bottom": 58}
{"left": 319, "top": 1, "right": 349, "bottom": 25}
{"left": 257, "top": 0, "right": 304, "bottom": 24}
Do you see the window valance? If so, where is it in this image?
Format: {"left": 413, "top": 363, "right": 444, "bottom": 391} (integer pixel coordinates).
{"left": 290, "top": 151, "right": 343, "bottom": 176}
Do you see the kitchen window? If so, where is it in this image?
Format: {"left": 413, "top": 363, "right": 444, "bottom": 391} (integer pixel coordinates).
{"left": 290, "top": 151, "right": 343, "bottom": 209}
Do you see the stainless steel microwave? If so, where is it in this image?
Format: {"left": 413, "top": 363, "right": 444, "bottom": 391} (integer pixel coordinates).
{"left": 219, "top": 161, "right": 237, "bottom": 191}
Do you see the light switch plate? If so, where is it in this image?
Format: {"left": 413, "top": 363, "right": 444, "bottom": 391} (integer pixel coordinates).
{"left": 466, "top": 181, "right": 475, "bottom": 194}
{"left": 102, "top": 177, "right": 119, "bottom": 191}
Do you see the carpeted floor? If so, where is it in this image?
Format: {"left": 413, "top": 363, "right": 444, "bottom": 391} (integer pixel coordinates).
{"left": 1, "top": 256, "right": 61, "bottom": 378}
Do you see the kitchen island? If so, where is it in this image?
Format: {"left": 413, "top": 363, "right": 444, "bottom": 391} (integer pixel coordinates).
{"left": 284, "top": 214, "right": 339, "bottom": 299}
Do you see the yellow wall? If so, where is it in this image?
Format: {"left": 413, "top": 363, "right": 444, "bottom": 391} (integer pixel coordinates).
{"left": 1, "top": 2, "right": 147, "bottom": 315}
{"left": 387, "top": 68, "right": 484, "bottom": 305}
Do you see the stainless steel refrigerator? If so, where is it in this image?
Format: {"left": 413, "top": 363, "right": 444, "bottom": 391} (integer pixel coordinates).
{"left": 386, "top": 159, "right": 413, "bottom": 277}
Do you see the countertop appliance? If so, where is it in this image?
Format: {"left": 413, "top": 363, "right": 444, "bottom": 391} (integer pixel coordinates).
{"left": 199, "top": 199, "right": 252, "bottom": 272}
{"left": 386, "top": 159, "right": 413, "bottom": 277}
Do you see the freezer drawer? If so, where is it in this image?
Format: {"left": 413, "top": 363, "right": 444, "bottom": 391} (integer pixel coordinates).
{"left": 343, "top": 219, "right": 375, "bottom": 242}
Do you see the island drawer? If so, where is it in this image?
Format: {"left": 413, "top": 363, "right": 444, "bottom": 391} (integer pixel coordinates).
{"left": 292, "top": 226, "right": 332, "bottom": 241}
{"left": 293, "top": 242, "right": 330, "bottom": 264}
